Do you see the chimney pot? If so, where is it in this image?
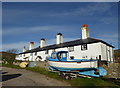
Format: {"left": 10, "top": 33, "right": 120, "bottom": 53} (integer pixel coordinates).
{"left": 40, "top": 38, "right": 46, "bottom": 48}
{"left": 81, "top": 24, "right": 90, "bottom": 39}
{"left": 57, "top": 33, "right": 62, "bottom": 35}
{"left": 56, "top": 33, "right": 63, "bottom": 44}
{"left": 82, "top": 24, "right": 88, "bottom": 28}
{"left": 23, "top": 46, "right": 26, "bottom": 52}
{"left": 30, "top": 42, "right": 34, "bottom": 44}
{"left": 41, "top": 38, "right": 45, "bottom": 40}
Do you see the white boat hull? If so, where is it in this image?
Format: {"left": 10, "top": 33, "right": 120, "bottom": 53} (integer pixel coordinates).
{"left": 48, "top": 60, "right": 98, "bottom": 71}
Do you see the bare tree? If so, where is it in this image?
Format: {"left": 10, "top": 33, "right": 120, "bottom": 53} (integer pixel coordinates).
{"left": 6, "top": 49, "right": 18, "bottom": 54}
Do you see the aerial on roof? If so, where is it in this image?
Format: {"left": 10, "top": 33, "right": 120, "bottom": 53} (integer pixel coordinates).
{"left": 19, "top": 37, "right": 114, "bottom": 54}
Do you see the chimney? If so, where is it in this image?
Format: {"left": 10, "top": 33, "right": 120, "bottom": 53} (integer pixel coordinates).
{"left": 29, "top": 42, "right": 34, "bottom": 50}
{"left": 23, "top": 46, "right": 26, "bottom": 52}
{"left": 56, "top": 33, "right": 63, "bottom": 44}
{"left": 81, "top": 24, "right": 90, "bottom": 39}
{"left": 40, "top": 38, "right": 46, "bottom": 48}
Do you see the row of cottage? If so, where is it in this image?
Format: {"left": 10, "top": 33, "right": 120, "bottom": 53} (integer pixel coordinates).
{"left": 15, "top": 24, "right": 114, "bottom": 63}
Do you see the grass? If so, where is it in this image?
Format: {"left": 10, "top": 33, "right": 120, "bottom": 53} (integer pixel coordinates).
{"left": 2, "top": 63, "right": 120, "bottom": 87}
{"left": 68, "top": 78, "right": 119, "bottom": 87}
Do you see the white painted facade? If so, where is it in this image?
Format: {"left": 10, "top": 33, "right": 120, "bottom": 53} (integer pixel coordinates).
{"left": 15, "top": 25, "right": 114, "bottom": 63}
{"left": 16, "top": 42, "right": 114, "bottom": 62}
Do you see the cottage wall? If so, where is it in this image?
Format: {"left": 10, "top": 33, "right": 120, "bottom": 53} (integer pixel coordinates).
{"left": 17, "top": 42, "right": 114, "bottom": 62}
{"left": 72, "top": 42, "right": 101, "bottom": 59}
{"left": 101, "top": 43, "right": 114, "bottom": 62}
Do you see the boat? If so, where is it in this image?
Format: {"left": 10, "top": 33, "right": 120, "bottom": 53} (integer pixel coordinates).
{"left": 47, "top": 51, "right": 107, "bottom": 78}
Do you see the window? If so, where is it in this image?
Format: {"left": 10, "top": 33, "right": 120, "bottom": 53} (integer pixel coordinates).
{"left": 51, "top": 54, "right": 56, "bottom": 59}
{"left": 57, "top": 52, "right": 67, "bottom": 60}
{"left": 61, "top": 53, "right": 67, "bottom": 58}
{"left": 45, "top": 50, "right": 49, "bottom": 54}
{"left": 69, "top": 46, "right": 74, "bottom": 52}
{"left": 35, "top": 52, "right": 37, "bottom": 55}
{"left": 81, "top": 44, "right": 87, "bottom": 50}
{"left": 24, "top": 54, "right": 25, "bottom": 57}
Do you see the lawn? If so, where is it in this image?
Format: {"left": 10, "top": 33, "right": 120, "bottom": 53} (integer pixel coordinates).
{"left": 2, "top": 63, "right": 120, "bottom": 87}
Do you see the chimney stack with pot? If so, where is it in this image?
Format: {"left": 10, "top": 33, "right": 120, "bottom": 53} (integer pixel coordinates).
{"left": 40, "top": 38, "right": 46, "bottom": 48}
{"left": 56, "top": 33, "right": 63, "bottom": 44}
{"left": 81, "top": 24, "right": 90, "bottom": 39}
{"left": 29, "top": 42, "right": 34, "bottom": 50}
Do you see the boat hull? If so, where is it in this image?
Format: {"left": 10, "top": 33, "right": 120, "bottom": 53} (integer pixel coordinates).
{"left": 48, "top": 60, "right": 98, "bottom": 71}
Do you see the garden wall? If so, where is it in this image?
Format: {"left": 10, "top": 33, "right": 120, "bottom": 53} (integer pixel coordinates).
{"left": 35, "top": 61, "right": 49, "bottom": 70}
{"left": 105, "top": 63, "right": 120, "bottom": 79}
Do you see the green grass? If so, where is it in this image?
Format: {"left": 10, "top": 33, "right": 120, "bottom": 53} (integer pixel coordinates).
{"left": 2, "top": 64, "right": 120, "bottom": 87}
{"left": 68, "top": 78, "right": 119, "bottom": 87}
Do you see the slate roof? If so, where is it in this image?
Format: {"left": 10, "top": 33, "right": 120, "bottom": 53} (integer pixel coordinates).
{"left": 19, "top": 37, "right": 114, "bottom": 54}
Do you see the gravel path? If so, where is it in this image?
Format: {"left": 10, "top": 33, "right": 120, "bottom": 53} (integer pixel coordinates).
{"left": 1, "top": 67, "right": 70, "bottom": 86}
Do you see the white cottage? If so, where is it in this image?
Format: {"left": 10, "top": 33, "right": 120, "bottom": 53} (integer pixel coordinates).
{"left": 16, "top": 24, "right": 114, "bottom": 64}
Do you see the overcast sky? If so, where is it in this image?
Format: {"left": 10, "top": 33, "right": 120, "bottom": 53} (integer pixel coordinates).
{"left": 2, "top": 2, "right": 118, "bottom": 52}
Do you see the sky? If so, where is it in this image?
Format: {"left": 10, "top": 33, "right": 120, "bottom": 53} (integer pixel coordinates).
{"left": 2, "top": 2, "right": 118, "bottom": 53}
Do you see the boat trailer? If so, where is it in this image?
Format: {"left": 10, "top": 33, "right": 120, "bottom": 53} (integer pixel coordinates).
{"left": 48, "top": 66, "right": 107, "bottom": 80}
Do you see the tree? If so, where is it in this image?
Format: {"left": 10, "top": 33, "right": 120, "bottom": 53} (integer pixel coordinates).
{"left": 1, "top": 48, "right": 19, "bottom": 64}
{"left": 6, "top": 49, "right": 18, "bottom": 54}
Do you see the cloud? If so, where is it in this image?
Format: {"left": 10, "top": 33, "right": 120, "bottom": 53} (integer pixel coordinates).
{"left": 2, "top": 41, "right": 40, "bottom": 52}
{"left": 2, "top": 42, "right": 30, "bottom": 52}
{"left": 73, "top": 3, "right": 112, "bottom": 16}
{"left": 3, "top": 25, "right": 75, "bottom": 35}
{"left": 47, "top": 3, "right": 113, "bottom": 16}
{"left": 3, "top": 2, "right": 113, "bottom": 18}
{"left": 2, "top": 37, "right": 78, "bottom": 53}
{"left": 100, "top": 17, "right": 118, "bottom": 24}
{"left": 97, "top": 33, "right": 118, "bottom": 49}
{"left": 47, "top": 37, "right": 79, "bottom": 45}
{"left": 100, "top": 34, "right": 118, "bottom": 38}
